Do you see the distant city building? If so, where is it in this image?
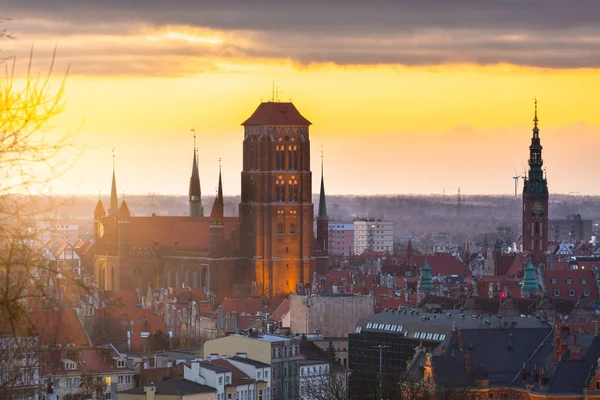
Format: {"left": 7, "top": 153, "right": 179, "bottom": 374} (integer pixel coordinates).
{"left": 328, "top": 221, "right": 354, "bottom": 256}
{"left": 353, "top": 218, "right": 394, "bottom": 255}
{"left": 37, "top": 220, "right": 79, "bottom": 245}
{"left": 549, "top": 214, "right": 593, "bottom": 243}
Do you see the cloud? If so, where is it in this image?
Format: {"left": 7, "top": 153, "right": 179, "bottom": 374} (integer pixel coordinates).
{"left": 1, "top": 1, "right": 600, "bottom": 75}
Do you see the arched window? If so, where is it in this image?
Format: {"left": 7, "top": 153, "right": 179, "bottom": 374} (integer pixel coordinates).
{"left": 290, "top": 223, "right": 296, "bottom": 235}
{"left": 289, "top": 142, "right": 298, "bottom": 170}
{"left": 276, "top": 137, "right": 285, "bottom": 170}
{"left": 276, "top": 176, "right": 285, "bottom": 202}
{"left": 288, "top": 176, "right": 299, "bottom": 202}
{"left": 278, "top": 223, "right": 284, "bottom": 235}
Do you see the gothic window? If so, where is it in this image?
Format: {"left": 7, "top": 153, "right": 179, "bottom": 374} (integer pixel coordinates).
{"left": 288, "top": 143, "right": 298, "bottom": 170}
{"left": 290, "top": 223, "right": 296, "bottom": 235}
{"left": 276, "top": 144, "right": 285, "bottom": 170}
{"left": 278, "top": 223, "right": 284, "bottom": 235}
{"left": 276, "top": 177, "right": 285, "bottom": 202}
{"left": 288, "top": 176, "right": 299, "bottom": 202}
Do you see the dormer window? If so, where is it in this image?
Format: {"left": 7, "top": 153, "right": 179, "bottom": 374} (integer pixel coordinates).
{"left": 584, "top": 289, "right": 591, "bottom": 297}
{"left": 569, "top": 290, "right": 575, "bottom": 297}
{"left": 551, "top": 279, "right": 557, "bottom": 284}
{"left": 566, "top": 278, "right": 572, "bottom": 284}
{"left": 582, "top": 278, "right": 587, "bottom": 284}
{"left": 65, "top": 362, "right": 76, "bottom": 370}
{"left": 117, "top": 359, "right": 125, "bottom": 368}
{"left": 553, "top": 289, "right": 560, "bottom": 297}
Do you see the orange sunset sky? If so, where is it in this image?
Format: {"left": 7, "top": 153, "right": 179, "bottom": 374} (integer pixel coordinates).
{"left": 2, "top": 1, "right": 600, "bottom": 197}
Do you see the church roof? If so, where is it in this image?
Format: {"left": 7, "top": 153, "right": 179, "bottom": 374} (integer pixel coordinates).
{"left": 129, "top": 216, "right": 238, "bottom": 248}
{"left": 242, "top": 102, "right": 311, "bottom": 126}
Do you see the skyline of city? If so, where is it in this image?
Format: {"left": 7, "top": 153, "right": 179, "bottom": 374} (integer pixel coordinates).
{"left": 2, "top": 1, "right": 600, "bottom": 196}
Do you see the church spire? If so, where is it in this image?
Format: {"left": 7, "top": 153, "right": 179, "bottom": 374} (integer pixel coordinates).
{"left": 525, "top": 98, "right": 547, "bottom": 189}
{"left": 210, "top": 161, "right": 224, "bottom": 220}
{"left": 189, "top": 128, "right": 203, "bottom": 219}
{"left": 318, "top": 150, "right": 328, "bottom": 219}
{"left": 109, "top": 148, "right": 119, "bottom": 215}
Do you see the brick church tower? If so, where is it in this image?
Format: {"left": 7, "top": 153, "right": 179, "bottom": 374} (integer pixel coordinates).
{"left": 239, "top": 101, "right": 315, "bottom": 298}
{"left": 522, "top": 99, "right": 549, "bottom": 266}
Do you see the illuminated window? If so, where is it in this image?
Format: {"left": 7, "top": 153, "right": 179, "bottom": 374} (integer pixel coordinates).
{"left": 105, "top": 376, "right": 111, "bottom": 385}
{"left": 275, "top": 177, "right": 285, "bottom": 202}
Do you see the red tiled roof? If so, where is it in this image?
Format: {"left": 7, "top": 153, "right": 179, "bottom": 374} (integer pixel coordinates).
{"left": 412, "top": 255, "right": 471, "bottom": 277}
{"left": 28, "top": 310, "right": 91, "bottom": 347}
{"left": 129, "top": 216, "right": 237, "bottom": 247}
{"left": 41, "top": 346, "right": 127, "bottom": 375}
{"left": 242, "top": 102, "right": 311, "bottom": 126}
{"left": 544, "top": 269, "right": 599, "bottom": 299}
{"left": 211, "top": 359, "right": 254, "bottom": 386}
{"left": 271, "top": 299, "right": 290, "bottom": 322}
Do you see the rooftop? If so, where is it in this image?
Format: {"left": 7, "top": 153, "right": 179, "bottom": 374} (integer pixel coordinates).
{"left": 119, "top": 379, "right": 216, "bottom": 395}
{"left": 354, "top": 308, "right": 551, "bottom": 342}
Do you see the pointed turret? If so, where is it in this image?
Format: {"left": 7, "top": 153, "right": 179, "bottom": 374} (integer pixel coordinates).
{"left": 109, "top": 170, "right": 118, "bottom": 216}
{"left": 119, "top": 200, "right": 131, "bottom": 218}
{"left": 189, "top": 143, "right": 203, "bottom": 219}
{"left": 417, "top": 258, "right": 435, "bottom": 293}
{"left": 521, "top": 259, "right": 539, "bottom": 295}
{"left": 315, "top": 153, "right": 329, "bottom": 275}
{"left": 210, "top": 166, "right": 224, "bottom": 220}
{"left": 210, "top": 166, "right": 225, "bottom": 259}
{"left": 318, "top": 159, "right": 327, "bottom": 219}
{"left": 94, "top": 199, "right": 106, "bottom": 219}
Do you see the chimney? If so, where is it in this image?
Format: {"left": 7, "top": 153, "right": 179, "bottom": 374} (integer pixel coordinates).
{"left": 553, "top": 325, "right": 569, "bottom": 364}
{"left": 210, "top": 353, "right": 218, "bottom": 360}
{"left": 458, "top": 330, "right": 463, "bottom": 351}
{"left": 464, "top": 349, "right": 471, "bottom": 375}
{"left": 144, "top": 383, "right": 156, "bottom": 400}
{"left": 233, "top": 311, "right": 238, "bottom": 334}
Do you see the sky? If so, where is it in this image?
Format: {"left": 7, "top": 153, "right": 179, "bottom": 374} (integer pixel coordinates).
{"left": 1, "top": 1, "right": 600, "bottom": 197}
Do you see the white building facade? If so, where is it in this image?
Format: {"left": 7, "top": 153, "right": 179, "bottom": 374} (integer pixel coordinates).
{"left": 353, "top": 218, "right": 394, "bottom": 255}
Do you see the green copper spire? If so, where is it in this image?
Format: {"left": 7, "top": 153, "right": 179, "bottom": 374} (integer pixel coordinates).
{"left": 418, "top": 258, "right": 434, "bottom": 293}
{"left": 522, "top": 259, "right": 539, "bottom": 293}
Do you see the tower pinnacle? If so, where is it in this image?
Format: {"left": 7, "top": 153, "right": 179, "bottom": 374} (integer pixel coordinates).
{"left": 318, "top": 149, "right": 327, "bottom": 219}
{"left": 189, "top": 128, "right": 203, "bottom": 218}
{"left": 109, "top": 148, "right": 118, "bottom": 216}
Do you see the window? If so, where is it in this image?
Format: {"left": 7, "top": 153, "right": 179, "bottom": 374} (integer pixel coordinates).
{"left": 226, "top": 375, "right": 230, "bottom": 384}
{"left": 219, "top": 376, "right": 223, "bottom": 385}
{"left": 290, "top": 223, "right": 296, "bottom": 235}
{"left": 584, "top": 289, "right": 591, "bottom": 297}
{"left": 117, "top": 359, "right": 125, "bottom": 367}
{"left": 257, "top": 371, "right": 261, "bottom": 379}
{"left": 66, "top": 378, "right": 72, "bottom": 388}
{"left": 569, "top": 290, "right": 575, "bottom": 297}
{"left": 554, "top": 289, "right": 560, "bottom": 297}
{"left": 551, "top": 279, "right": 557, "bottom": 284}
{"left": 54, "top": 378, "right": 60, "bottom": 388}
{"left": 228, "top": 394, "right": 233, "bottom": 400}
{"left": 278, "top": 223, "right": 284, "bottom": 235}
{"left": 74, "top": 377, "right": 80, "bottom": 388}
{"left": 582, "top": 278, "right": 587, "bottom": 284}
{"left": 265, "top": 370, "right": 269, "bottom": 379}
{"left": 566, "top": 278, "right": 572, "bottom": 284}
{"left": 259, "top": 389, "right": 264, "bottom": 400}
{"left": 118, "top": 375, "right": 124, "bottom": 384}
{"left": 272, "top": 349, "right": 276, "bottom": 359}
{"left": 105, "top": 376, "right": 111, "bottom": 385}
{"left": 65, "top": 362, "right": 76, "bottom": 370}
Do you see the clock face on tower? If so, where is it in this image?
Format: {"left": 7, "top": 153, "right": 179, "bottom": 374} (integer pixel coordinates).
{"left": 531, "top": 201, "right": 545, "bottom": 215}
{"left": 96, "top": 221, "right": 105, "bottom": 238}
